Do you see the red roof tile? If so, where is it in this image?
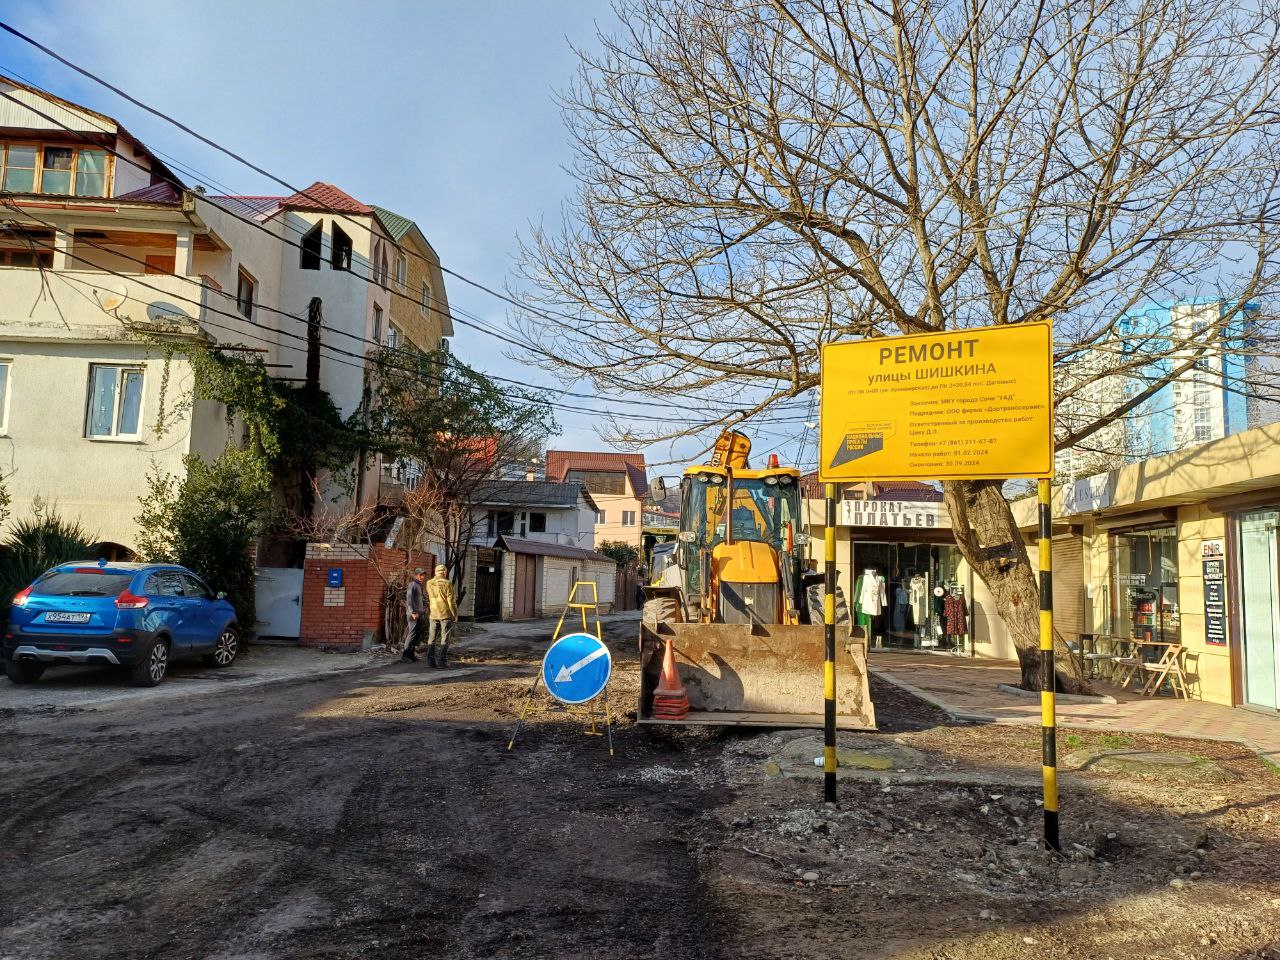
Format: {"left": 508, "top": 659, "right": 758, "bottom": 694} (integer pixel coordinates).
{"left": 280, "top": 181, "right": 373, "bottom": 215}
{"left": 545, "top": 450, "right": 648, "bottom": 497}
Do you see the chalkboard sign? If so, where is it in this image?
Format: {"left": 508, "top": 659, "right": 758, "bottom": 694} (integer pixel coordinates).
{"left": 1202, "top": 548, "right": 1227, "bottom": 647}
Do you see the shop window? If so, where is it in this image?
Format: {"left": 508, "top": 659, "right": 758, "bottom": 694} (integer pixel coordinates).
{"left": 86, "top": 364, "right": 144, "bottom": 439}
{"left": 1112, "top": 526, "right": 1180, "bottom": 645}
{"left": 529, "top": 512, "right": 547, "bottom": 533}
{"left": 300, "top": 222, "right": 323, "bottom": 270}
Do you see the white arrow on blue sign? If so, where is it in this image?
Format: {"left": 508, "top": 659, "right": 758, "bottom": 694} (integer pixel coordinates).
{"left": 542, "top": 632, "right": 613, "bottom": 705}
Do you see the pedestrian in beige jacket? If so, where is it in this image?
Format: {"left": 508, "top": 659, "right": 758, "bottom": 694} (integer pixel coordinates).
{"left": 425, "top": 564, "right": 458, "bottom": 668}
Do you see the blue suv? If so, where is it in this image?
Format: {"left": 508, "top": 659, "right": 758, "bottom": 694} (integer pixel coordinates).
{"left": 4, "top": 561, "right": 240, "bottom": 687}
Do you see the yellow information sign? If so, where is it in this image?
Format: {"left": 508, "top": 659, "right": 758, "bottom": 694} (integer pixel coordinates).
{"left": 819, "top": 323, "right": 1053, "bottom": 482}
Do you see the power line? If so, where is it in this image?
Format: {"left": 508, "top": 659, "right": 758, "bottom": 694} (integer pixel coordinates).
{"left": 0, "top": 79, "right": 801, "bottom": 420}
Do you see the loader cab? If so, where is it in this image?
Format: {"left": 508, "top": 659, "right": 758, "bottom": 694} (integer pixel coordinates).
{"left": 677, "top": 465, "right": 803, "bottom": 608}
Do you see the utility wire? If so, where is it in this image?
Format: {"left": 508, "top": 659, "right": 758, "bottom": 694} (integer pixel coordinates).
{"left": 0, "top": 40, "right": 809, "bottom": 418}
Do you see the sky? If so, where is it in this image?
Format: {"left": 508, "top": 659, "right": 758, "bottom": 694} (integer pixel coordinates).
{"left": 0, "top": 1, "right": 816, "bottom": 479}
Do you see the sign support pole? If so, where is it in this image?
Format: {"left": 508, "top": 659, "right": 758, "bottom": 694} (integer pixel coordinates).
{"left": 823, "top": 483, "right": 838, "bottom": 804}
{"left": 1037, "top": 478, "right": 1061, "bottom": 851}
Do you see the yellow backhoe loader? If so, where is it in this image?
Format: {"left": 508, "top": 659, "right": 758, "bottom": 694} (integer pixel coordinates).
{"left": 638, "top": 431, "right": 876, "bottom": 728}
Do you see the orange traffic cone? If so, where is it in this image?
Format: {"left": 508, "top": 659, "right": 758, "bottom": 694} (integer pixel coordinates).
{"left": 651, "top": 637, "right": 690, "bottom": 721}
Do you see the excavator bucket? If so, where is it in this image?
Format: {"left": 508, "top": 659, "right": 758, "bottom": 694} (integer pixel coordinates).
{"left": 638, "top": 621, "right": 876, "bottom": 729}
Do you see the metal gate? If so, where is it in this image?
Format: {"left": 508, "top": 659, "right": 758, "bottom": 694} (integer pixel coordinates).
{"left": 474, "top": 548, "right": 502, "bottom": 621}
{"left": 614, "top": 562, "right": 640, "bottom": 611}
{"left": 255, "top": 567, "right": 304, "bottom": 639}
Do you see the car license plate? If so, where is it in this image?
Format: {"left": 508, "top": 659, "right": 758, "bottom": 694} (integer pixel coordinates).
{"left": 44, "top": 611, "right": 91, "bottom": 624}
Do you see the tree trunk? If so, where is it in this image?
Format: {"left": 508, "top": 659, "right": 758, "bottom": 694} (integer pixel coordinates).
{"left": 942, "top": 480, "right": 1090, "bottom": 694}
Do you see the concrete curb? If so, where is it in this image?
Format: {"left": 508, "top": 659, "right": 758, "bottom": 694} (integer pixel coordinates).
{"left": 871, "top": 667, "right": 1280, "bottom": 764}
{"left": 996, "top": 682, "right": 1117, "bottom": 705}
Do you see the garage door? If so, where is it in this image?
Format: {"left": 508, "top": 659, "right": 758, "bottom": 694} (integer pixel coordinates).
{"left": 1051, "top": 535, "right": 1085, "bottom": 641}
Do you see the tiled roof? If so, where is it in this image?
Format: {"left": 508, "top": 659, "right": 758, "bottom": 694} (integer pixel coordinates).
{"left": 472, "top": 480, "right": 594, "bottom": 509}
{"left": 115, "top": 182, "right": 182, "bottom": 204}
{"left": 495, "top": 536, "right": 614, "bottom": 565}
{"left": 371, "top": 205, "right": 414, "bottom": 241}
{"left": 281, "top": 181, "right": 373, "bottom": 215}
{"left": 545, "top": 450, "right": 649, "bottom": 497}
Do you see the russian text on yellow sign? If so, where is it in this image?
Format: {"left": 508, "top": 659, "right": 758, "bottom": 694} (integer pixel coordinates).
{"left": 819, "top": 322, "right": 1053, "bottom": 482}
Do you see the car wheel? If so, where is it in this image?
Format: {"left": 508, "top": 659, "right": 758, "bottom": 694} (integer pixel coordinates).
{"left": 130, "top": 638, "right": 170, "bottom": 687}
{"left": 203, "top": 627, "right": 240, "bottom": 668}
{"left": 5, "top": 658, "right": 45, "bottom": 684}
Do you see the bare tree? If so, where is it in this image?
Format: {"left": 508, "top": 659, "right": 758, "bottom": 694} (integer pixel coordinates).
{"left": 517, "top": 0, "right": 1280, "bottom": 688}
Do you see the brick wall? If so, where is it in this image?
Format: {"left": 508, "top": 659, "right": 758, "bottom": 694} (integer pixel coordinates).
{"left": 299, "top": 543, "right": 411, "bottom": 650}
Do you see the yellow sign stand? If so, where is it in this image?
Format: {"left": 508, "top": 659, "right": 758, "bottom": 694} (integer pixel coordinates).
{"left": 819, "top": 323, "right": 1053, "bottom": 483}
{"left": 507, "top": 580, "right": 615, "bottom": 755}
{"left": 818, "top": 323, "right": 1059, "bottom": 851}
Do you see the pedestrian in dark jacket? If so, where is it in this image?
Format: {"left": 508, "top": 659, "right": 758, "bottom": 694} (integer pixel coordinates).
{"left": 402, "top": 567, "right": 426, "bottom": 663}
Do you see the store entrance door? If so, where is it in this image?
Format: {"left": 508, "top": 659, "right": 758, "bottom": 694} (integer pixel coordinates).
{"left": 1238, "top": 510, "right": 1280, "bottom": 710}
{"left": 852, "top": 540, "right": 966, "bottom": 650}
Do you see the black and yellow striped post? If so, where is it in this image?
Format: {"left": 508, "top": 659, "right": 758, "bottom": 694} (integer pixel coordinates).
{"left": 1037, "top": 477, "right": 1061, "bottom": 851}
{"left": 823, "top": 483, "right": 838, "bottom": 803}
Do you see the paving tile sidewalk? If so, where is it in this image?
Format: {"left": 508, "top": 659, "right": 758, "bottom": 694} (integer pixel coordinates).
{"left": 871, "top": 649, "right": 1280, "bottom": 764}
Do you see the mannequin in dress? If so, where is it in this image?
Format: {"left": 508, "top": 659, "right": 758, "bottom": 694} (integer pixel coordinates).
{"left": 854, "top": 567, "right": 888, "bottom": 643}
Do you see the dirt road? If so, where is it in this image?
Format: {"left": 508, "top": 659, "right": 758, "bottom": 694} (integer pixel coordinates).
{"left": 2, "top": 622, "right": 1278, "bottom": 959}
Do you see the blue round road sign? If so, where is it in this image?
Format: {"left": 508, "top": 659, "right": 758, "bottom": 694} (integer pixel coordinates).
{"left": 542, "top": 632, "right": 612, "bottom": 705}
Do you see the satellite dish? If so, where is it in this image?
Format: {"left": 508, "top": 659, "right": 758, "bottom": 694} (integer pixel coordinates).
{"left": 95, "top": 281, "right": 128, "bottom": 312}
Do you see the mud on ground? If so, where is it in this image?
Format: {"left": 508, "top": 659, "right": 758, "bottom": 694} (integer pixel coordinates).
{"left": 1, "top": 621, "right": 1277, "bottom": 959}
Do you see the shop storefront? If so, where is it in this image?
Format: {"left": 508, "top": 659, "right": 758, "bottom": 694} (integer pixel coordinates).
{"left": 1022, "top": 422, "right": 1280, "bottom": 711}
{"left": 806, "top": 483, "right": 982, "bottom": 654}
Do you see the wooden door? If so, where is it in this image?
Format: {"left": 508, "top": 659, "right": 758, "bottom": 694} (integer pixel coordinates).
{"left": 513, "top": 553, "right": 537, "bottom": 620}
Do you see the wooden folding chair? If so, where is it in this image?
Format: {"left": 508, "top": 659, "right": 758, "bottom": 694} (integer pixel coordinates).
{"left": 1139, "top": 644, "right": 1188, "bottom": 699}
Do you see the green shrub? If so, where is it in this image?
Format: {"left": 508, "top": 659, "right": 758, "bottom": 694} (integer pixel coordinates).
{"left": 597, "top": 540, "right": 640, "bottom": 567}
{"left": 135, "top": 450, "right": 272, "bottom": 630}
{"left": 0, "top": 502, "right": 98, "bottom": 621}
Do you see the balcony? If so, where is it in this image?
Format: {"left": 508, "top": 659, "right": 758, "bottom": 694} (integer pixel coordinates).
{"left": 0, "top": 266, "right": 213, "bottom": 344}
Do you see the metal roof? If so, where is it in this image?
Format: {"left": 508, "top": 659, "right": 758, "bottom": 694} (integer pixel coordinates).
{"left": 472, "top": 480, "right": 596, "bottom": 510}
{"left": 494, "top": 536, "right": 614, "bottom": 564}
{"left": 545, "top": 450, "right": 649, "bottom": 497}
{"left": 371, "top": 205, "right": 414, "bottom": 241}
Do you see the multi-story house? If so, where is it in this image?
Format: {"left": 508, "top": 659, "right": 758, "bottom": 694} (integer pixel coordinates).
{"left": 545, "top": 450, "right": 648, "bottom": 549}
{"left": 1055, "top": 299, "right": 1269, "bottom": 480}
{"left": 0, "top": 75, "right": 448, "bottom": 552}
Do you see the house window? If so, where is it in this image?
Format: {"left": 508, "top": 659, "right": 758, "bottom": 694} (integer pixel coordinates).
{"left": 0, "top": 360, "right": 10, "bottom": 434}
{"left": 395, "top": 253, "right": 407, "bottom": 289}
{"left": 386, "top": 323, "right": 402, "bottom": 350}
{"left": 0, "top": 226, "right": 53, "bottom": 268}
{"left": 75, "top": 149, "right": 107, "bottom": 196}
{"left": 1194, "top": 424, "right": 1213, "bottom": 442}
{"left": 331, "top": 224, "right": 352, "bottom": 270}
{"left": 1, "top": 144, "right": 37, "bottom": 192}
{"left": 529, "top": 512, "right": 547, "bottom": 533}
{"left": 372, "top": 304, "right": 383, "bottom": 346}
{"left": 235, "top": 269, "right": 255, "bottom": 320}
{"left": 39, "top": 146, "right": 74, "bottom": 195}
{"left": 421, "top": 280, "right": 431, "bottom": 315}
{"left": 622, "top": 510, "right": 637, "bottom": 526}
{"left": 300, "top": 222, "right": 323, "bottom": 270}
{"left": 374, "top": 240, "right": 389, "bottom": 288}
{"left": 595, "top": 510, "right": 606, "bottom": 525}
{"left": 487, "top": 510, "right": 515, "bottom": 537}
{"left": 86, "top": 365, "right": 144, "bottom": 439}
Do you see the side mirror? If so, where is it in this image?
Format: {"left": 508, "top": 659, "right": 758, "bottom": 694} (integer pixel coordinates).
{"left": 651, "top": 476, "right": 668, "bottom": 502}
{"left": 793, "top": 533, "right": 812, "bottom": 546}
{"left": 216, "top": 591, "right": 228, "bottom": 600}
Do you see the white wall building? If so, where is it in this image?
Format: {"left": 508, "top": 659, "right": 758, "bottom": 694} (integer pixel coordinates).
{"left": 0, "top": 76, "right": 446, "bottom": 551}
